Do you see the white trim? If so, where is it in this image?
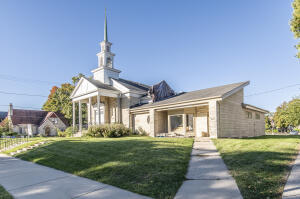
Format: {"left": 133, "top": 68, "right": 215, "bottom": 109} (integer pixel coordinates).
{"left": 91, "top": 66, "right": 121, "bottom": 74}
{"left": 111, "top": 79, "right": 130, "bottom": 93}
{"left": 70, "top": 77, "right": 85, "bottom": 98}
{"left": 221, "top": 81, "right": 250, "bottom": 99}
{"left": 242, "top": 104, "right": 269, "bottom": 113}
{"left": 130, "top": 97, "right": 222, "bottom": 112}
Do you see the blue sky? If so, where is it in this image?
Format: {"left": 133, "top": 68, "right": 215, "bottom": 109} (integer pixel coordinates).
{"left": 0, "top": 0, "right": 299, "bottom": 112}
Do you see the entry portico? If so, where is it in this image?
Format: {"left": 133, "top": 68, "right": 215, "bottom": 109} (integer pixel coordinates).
{"left": 71, "top": 77, "right": 122, "bottom": 131}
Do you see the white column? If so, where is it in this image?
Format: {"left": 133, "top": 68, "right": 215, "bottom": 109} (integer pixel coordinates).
{"left": 88, "top": 97, "right": 92, "bottom": 127}
{"left": 183, "top": 114, "right": 187, "bottom": 136}
{"left": 78, "top": 100, "right": 82, "bottom": 132}
{"left": 97, "top": 93, "right": 101, "bottom": 124}
{"left": 72, "top": 101, "right": 76, "bottom": 131}
{"left": 114, "top": 106, "right": 117, "bottom": 123}
{"left": 168, "top": 115, "right": 171, "bottom": 133}
{"left": 117, "top": 95, "right": 121, "bottom": 123}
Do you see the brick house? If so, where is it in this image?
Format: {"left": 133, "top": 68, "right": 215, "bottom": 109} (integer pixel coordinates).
{"left": 70, "top": 14, "right": 268, "bottom": 138}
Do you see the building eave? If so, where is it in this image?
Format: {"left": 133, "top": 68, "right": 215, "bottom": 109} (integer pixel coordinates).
{"left": 130, "top": 97, "right": 222, "bottom": 113}
{"left": 242, "top": 103, "right": 269, "bottom": 114}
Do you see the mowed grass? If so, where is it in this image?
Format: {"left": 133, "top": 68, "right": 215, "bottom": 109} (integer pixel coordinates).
{"left": 0, "top": 185, "right": 12, "bottom": 199}
{"left": 12, "top": 137, "right": 193, "bottom": 199}
{"left": 213, "top": 135, "right": 300, "bottom": 199}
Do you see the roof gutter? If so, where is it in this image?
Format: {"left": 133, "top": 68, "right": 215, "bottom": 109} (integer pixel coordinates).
{"left": 130, "top": 96, "right": 222, "bottom": 112}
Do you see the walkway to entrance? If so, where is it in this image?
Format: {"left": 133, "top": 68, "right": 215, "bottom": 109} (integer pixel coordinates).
{"left": 282, "top": 150, "right": 300, "bottom": 198}
{"left": 174, "top": 138, "right": 242, "bottom": 199}
{"left": 0, "top": 154, "right": 150, "bottom": 199}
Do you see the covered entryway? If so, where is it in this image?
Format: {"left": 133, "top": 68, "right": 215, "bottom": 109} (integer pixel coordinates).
{"left": 44, "top": 126, "right": 51, "bottom": 137}
{"left": 195, "top": 111, "right": 209, "bottom": 137}
{"left": 166, "top": 106, "right": 209, "bottom": 137}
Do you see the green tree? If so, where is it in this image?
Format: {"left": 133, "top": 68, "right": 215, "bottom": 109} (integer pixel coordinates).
{"left": 286, "top": 98, "right": 300, "bottom": 127}
{"left": 43, "top": 75, "right": 87, "bottom": 125}
{"left": 265, "top": 115, "right": 272, "bottom": 130}
{"left": 273, "top": 98, "right": 300, "bottom": 131}
{"left": 291, "top": 0, "right": 300, "bottom": 58}
{"left": 72, "top": 73, "right": 85, "bottom": 86}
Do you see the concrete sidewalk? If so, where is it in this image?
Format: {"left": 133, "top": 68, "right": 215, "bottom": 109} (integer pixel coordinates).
{"left": 0, "top": 154, "right": 151, "bottom": 199}
{"left": 282, "top": 150, "right": 300, "bottom": 198}
{"left": 174, "top": 138, "right": 242, "bottom": 199}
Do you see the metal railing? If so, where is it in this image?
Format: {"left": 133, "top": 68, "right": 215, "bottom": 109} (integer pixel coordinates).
{"left": 0, "top": 136, "right": 30, "bottom": 151}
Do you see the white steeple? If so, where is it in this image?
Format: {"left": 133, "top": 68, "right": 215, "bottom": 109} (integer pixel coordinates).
{"left": 92, "top": 10, "right": 121, "bottom": 85}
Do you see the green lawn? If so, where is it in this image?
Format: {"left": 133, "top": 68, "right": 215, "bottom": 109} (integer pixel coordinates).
{"left": 0, "top": 185, "right": 12, "bottom": 199}
{"left": 213, "top": 135, "right": 300, "bottom": 199}
{"left": 10, "top": 136, "right": 193, "bottom": 199}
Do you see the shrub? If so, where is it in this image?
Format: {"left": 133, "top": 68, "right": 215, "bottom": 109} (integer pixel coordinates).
{"left": 137, "top": 127, "right": 148, "bottom": 136}
{"left": 57, "top": 127, "right": 73, "bottom": 137}
{"left": 86, "top": 124, "right": 131, "bottom": 138}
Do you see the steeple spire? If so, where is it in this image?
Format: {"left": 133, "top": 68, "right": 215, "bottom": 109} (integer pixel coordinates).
{"left": 104, "top": 9, "right": 108, "bottom": 41}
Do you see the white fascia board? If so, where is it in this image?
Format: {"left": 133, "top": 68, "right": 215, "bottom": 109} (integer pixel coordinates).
{"left": 70, "top": 77, "right": 85, "bottom": 98}
{"left": 98, "top": 88, "right": 120, "bottom": 98}
{"left": 123, "top": 92, "right": 144, "bottom": 98}
{"left": 222, "top": 81, "right": 250, "bottom": 100}
{"left": 72, "top": 91, "right": 98, "bottom": 102}
{"left": 111, "top": 79, "right": 130, "bottom": 93}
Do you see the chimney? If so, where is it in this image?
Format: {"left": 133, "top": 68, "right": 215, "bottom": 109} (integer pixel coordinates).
{"left": 8, "top": 103, "right": 13, "bottom": 117}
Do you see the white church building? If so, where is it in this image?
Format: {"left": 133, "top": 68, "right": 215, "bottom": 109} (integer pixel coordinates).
{"left": 70, "top": 13, "right": 268, "bottom": 138}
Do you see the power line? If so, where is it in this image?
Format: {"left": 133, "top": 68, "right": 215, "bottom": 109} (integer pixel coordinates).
{"left": 0, "top": 105, "right": 42, "bottom": 110}
{"left": 0, "top": 74, "right": 62, "bottom": 85}
{"left": 245, "top": 83, "right": 300, "bottom": 97}
{"left": 0, "top": 90, "right": 48, "bottom": 98}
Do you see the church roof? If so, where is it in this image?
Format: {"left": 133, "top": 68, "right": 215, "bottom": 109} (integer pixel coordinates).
{"left": 131, "top": 81, "right": 249, "bottom": 110}
{"left": 113, "top": 78, "right": 150, "bottom": 92}
{"left": 84, "top": 77, "right": 118, "bottom": 91}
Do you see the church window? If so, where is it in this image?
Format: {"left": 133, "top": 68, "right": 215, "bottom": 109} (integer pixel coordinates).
{"left": 106, "top": 57, "right": 112, "bottom": 67}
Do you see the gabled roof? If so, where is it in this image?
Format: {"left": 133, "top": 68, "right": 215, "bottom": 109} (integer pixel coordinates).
{"left": 39, "top": 112, "right": 69, "bottom": 126}
{"left": 131, "top": 81, "right": 249, "bottom": 110}
{"left": 10, "top": 109, "right": 68, "bottom": 126}
{"left": 10, "top": 109, "right": 48, "bottom": 125}
{"left": 112, "top": 78, "right": 150, "bottom": 92}
{"left": 70, "top": 76, "right": 119, "bottom": 99}
{"left": 83, "top": 77, "right": 118, "bottom": 91}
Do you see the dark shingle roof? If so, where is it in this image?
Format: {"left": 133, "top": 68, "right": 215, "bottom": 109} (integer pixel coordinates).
{"left": 131, "top": 81, "right": 249, "bottom": 109}
{"left": 113, "top": 78, "right": 150, "bottom": 92}
{"left": 11, "top": 109, "right": 48, "bottom": 125}
{"left": 10, "top": 109, "right": 69, "bottom": 126}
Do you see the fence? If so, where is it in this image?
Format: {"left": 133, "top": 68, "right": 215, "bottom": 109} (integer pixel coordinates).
{"left": 0, "top": 136, "right": 30, "bottom": 151}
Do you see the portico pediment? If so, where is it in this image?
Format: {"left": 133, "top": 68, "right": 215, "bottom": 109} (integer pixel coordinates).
{"left": 70, "top": 78, "right": 98, "bottom": 99}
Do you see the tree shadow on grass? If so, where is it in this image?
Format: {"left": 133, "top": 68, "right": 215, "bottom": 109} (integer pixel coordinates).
{"left": 16, "top": 138, "right": 193, "bottom": 199}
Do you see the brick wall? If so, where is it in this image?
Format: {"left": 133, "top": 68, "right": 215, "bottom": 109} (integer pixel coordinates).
{"left": 219, "top": 89, "right": 265, "bottom": 137}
